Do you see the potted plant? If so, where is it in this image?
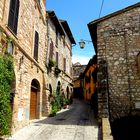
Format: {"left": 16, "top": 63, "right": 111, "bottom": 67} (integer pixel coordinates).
{"left": 55, "top": 66, "right": 61, "bottom": 75}
{"left": 48, "top": 59, "right": 56, "bottom": 68}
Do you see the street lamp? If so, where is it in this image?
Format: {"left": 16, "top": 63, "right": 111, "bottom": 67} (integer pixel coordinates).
{"left": 79, "top": 39, "right": 85, "bottom": 49}
{"left": 79, "top": 39, "right": 92, "bottom": 49}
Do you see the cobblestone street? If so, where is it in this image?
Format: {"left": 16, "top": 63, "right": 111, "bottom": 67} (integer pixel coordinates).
{"left": 8, "top": 99, "right": 100, "bottom": 140}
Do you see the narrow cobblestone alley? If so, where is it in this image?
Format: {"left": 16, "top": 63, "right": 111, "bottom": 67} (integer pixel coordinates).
{"left": 8, "top": 99, "right": 100, "bottom": 140}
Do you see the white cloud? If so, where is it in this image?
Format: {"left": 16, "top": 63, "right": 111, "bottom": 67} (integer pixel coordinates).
{"left": 72, "top": 55, "right": 91, "bottom": 65}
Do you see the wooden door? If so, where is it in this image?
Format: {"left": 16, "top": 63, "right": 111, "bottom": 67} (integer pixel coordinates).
{"left": 30, "top": 88, "right": 37, "bottom": 120}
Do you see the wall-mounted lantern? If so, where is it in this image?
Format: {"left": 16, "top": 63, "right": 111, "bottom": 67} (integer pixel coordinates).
{"left": 7, "top": 42, "right": 14, "bottom": 54}
{"left": 79, "top": 39, "right": 92, "bottom": 49}
{"left": 79, "top": 39, "right": 85, "bottom": 49}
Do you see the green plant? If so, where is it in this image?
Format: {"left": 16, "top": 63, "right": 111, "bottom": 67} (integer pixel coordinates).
{"left": 55, "top": 66, "right": 61, "bottom": 75}
{"left": 49, "top": 102, "right": 58, "bottom": 117}
{"left": 49, "top": 90, "right": 73, "bottom": 117}
{"left": 49, "top": 91, "right": 64, "bottom": 116}
{"left": 63, "top": 98, "right": 70, "bottom": 106}
{"left": 48, "top": 59, "right": 56, "bottom": 68}
{"left": 0, "top": 54, "right": 14, "bottom": 136}
{"left": 0, "top": 26, "right": 4, "bottom": 34}
{"left": 6, "top": 37, "right": 13, "bottom": 43}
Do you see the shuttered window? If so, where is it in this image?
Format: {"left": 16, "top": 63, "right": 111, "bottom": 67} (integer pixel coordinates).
{"left": 63, "top": 36, "right": 65, "bottom": 47}
{"left": 64, "top": 58, "right": 66, "bottom": 71}
{"left": 49, "top": 40, "right": 54, "bottom": 59}
{"left": 8, "top": 0, "right": 19, "bottom": 34}
{"left": 70, "top": 67, "right": 73, "bottom": 76}
{"left": 56, "top": 52, "right": 59, "bottom": 66}
{"left": 56, "top": 31, "right": 58, "bottom": 46}
{"left": 34, "top": 31, "right": 39, "bottom": 61}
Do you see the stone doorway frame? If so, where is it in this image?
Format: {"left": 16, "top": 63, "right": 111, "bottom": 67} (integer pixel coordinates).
{"left": 30, "top": 79, "right": 40, "bottom": 120}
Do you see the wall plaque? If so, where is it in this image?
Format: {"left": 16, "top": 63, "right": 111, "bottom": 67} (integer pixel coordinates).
{"left": 135, "top": 102, "right": 140, "bottom": 109}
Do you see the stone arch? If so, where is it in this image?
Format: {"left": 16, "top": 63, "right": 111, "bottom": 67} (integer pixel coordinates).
{"left": 56, "top": 81, "right": 61, "bottom": 95}
{"left": 49, "top": 84, "right": 52, "bottom": 95}
{"left": 31, "top": 79, "right": 40, "bottom": 91}
{"left": 58, "top": 81, "right": 61, "bottom": 86}
{"left": 30, "top": 79, "right": 40, "bottom": 120}
{"left": 70, "top": 87, "right": 73, "bottom": 98}
{"left": 48, "top": 84, "right": 53, "bottom": 102}
{"left": 66, "top": 86, "right": 69, "bottom": 99}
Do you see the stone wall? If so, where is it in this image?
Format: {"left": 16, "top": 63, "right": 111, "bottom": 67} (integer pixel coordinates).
{"left": 0, "top": 0, "right": 74, "bottom": 133}
{"left": 0, "top": 0, "right": 47, "bottom": 133}
{"left": 42, "top": 13, "right": 73, "bottom": 115}
{"left": 47, "top": 18, "right": 73, "bottom": 76}
{"left": 97, "top": 6, "right": 140, "bottom": 120}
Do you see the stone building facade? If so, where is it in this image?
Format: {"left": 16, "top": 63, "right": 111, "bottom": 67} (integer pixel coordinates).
{"left": 88, "top": 2, "right": 140, "bottom": 121}
{"left": 0, "top": 0, "right": 47, "bottom": 132}
{"left": 81, "top": 55, "right": 97, "bottom": 102}
{"left": 42, "top": 11, "right": 75, "bottom": 115}
{"left": 73, "top": 63, "right": 86, "bottom": 98}
{"left": 0, "top": 1, "right": 75, "bottom": 134}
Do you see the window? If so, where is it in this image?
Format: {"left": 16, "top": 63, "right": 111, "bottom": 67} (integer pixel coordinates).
{"left": 49, "top": 40, "right": 54, "bottom": 60}
{"left": 8, "top": 0, "right": 19, "bottom": 34}
{"left": 7, "top": 42, "right": 14, "bottom": 54}
{"left": 64, "top": 58, "right": 66, "bottom": 71}
{"left": 56, "top": 52, "right": 59, "bottom": 66}
{"left": 63, "top": 36, "right": 65, "bottom": 47}
{"left": 56, "top": 31, "right": 58, "bottom": 46}
{"left": 70, "top": 67, "right": 73, "bottom": 76}
{"left": 56, "top": 81, "right": 61, "bottom": 95}
{"left": 70, "top": 49, "right": 72, "bottom": 56}
{"left": 33, "top": 31, "right": 39, "bottom": 61}
{"left": 92, "top": 67, "right": 97, "bottom": 83}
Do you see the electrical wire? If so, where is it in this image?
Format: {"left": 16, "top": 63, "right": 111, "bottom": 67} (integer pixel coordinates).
{"left": 99, "top": 0, "right": 104, "bottom": 18}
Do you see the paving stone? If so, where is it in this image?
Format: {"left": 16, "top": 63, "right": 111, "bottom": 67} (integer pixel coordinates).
{"left": 8, "top": 99, "right": 100, "bottom": 140}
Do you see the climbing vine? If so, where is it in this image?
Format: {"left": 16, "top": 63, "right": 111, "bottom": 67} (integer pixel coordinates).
{"left": 0, "top": 54, "right": 14, "bottom": 136}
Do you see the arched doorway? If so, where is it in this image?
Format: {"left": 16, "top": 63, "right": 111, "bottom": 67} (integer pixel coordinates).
{"left": 30, "top": 79, "right": 40, "bottom": 120}
{"left": 48, "top": 84, "right": 53, "bottom": 103}
{"left": 56, "top": 81, "right": 61, "bottom": 95}
{"left": 49, "top": 84, "right": 52, "bottom": 95}
{"left": 91, "top": 90, "right": 98, "bottom": 117}
{"left": 66, "top": 86, "right": 69, "bottom": 99}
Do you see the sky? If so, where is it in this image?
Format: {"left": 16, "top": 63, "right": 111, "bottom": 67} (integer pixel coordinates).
{"left": 46, "top": 0, "right": 140, "bottom": 65}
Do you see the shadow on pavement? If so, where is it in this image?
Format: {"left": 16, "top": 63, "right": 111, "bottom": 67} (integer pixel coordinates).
{"left": 34, "top": 99, "right": 99, "bottom": 127}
